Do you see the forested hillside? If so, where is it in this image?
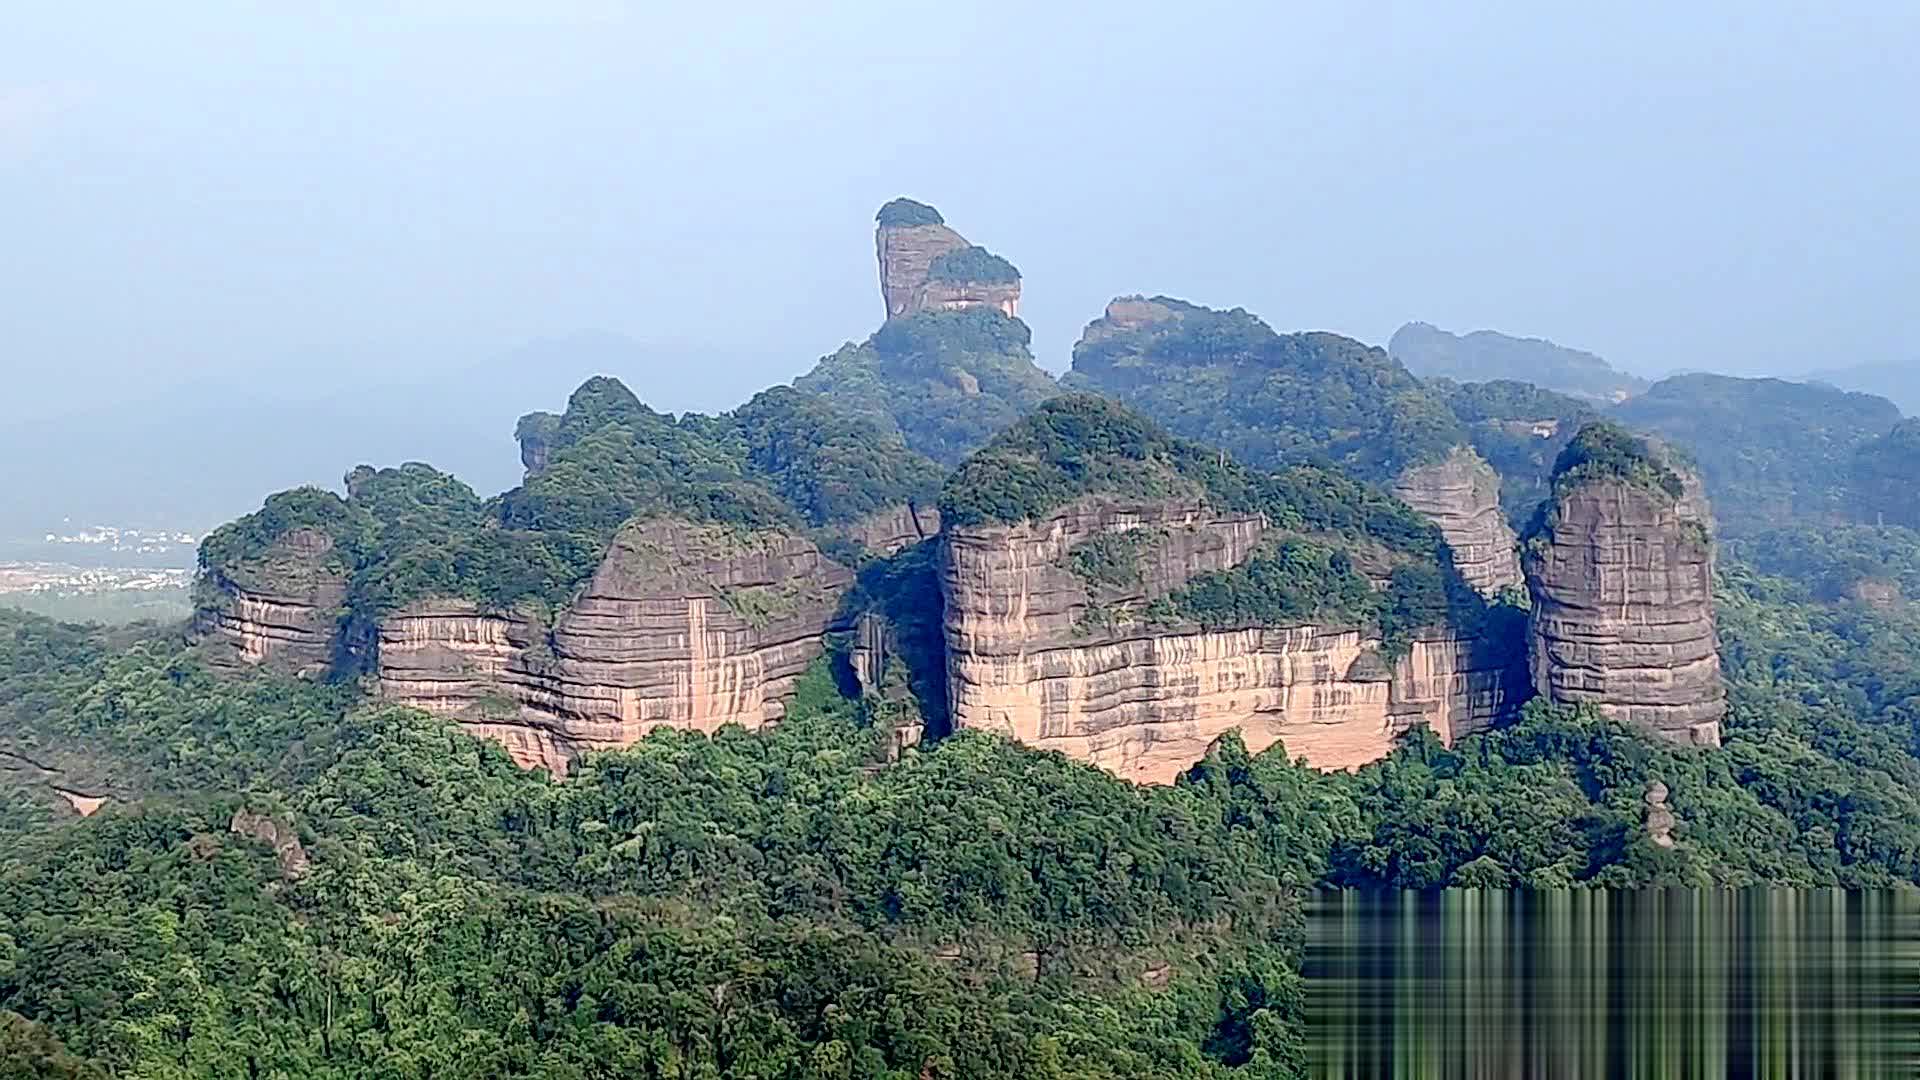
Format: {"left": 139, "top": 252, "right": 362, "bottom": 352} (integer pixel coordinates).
{"left": 795, "top": 309, "right": 1058, "bottom": 466}
{"left": 1611, "top": 373, "right": 1902, "bottom": 534}
{"left": 9, "top": 526, "right": 1920, "bottom": 1074}
{"left": 1064, "top": 298, "right": 1464, "bottom": 483}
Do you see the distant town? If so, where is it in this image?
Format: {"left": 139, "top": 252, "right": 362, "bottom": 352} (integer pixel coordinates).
{"left": 37, "top": 525, "right": 202, "bottom": 554}
{"left": 0, "top": 563, "right": 193, "bottom": 595}
{"left": 0, "top": 522, "right": 202, "bottom": 621}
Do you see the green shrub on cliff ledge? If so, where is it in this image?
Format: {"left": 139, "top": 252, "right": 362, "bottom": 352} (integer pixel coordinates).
{"left": 1548, "top": 421, "right": 1685, "bottom": 501}
{"left": 874, "top": 196, "right": 943, "bottom": 227}
{"left": 928, "top": 244, "right": 1020, "bottom": 284}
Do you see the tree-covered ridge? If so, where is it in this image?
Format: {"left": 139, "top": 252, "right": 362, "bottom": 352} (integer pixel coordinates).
{"left": 874, "top": 196, "right": 944, "bottom": 227}
{"left": 939, "top": 395, "right": 1435, "bottom": 550}
{"left": 202, "top": 376, "right": 947, "bottom": 618}
{"left": 196, "top": 486, "right": 374, "bottom": 573}
{"left": 927, "top": 245, "right": 1019, "bottom": 284}
{"left": 1848, "top": 417, "right": 1920, "bottom": 529}
{"left": 1064, "top": 297, "right": 1466, "bottom": 483}
{"left": 1611, "top": 373, "right": 1902, "bottom": 535}
{"left": 794, "top": 308, "right": 1058, "bottom": 466}
{"left": 1546, "top": 421, "right": 1687, "bottom": 502}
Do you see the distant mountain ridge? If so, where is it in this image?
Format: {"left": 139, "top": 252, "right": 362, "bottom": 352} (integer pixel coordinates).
{"left": 1390, "top": 321, "right": 1648, "bottom": 404}
{"left": 1800, "top": 361, "right": 1918, "bottom": 416}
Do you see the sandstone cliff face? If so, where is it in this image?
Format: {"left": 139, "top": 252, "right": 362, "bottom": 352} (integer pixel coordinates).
{"left": 1394, "top": 447, "right": 1522, "bottom": 596}
{"left": 841, "top": 502, "right": 942, "bottom": 556}
{"left": 192, "top": 527, "right": 346, "bottom": 676}
{"left": 376, "top": 519, "right": 853, "bottom": 774}
{"left": 229, "top": 809, "right": 312, "bottom": 879}
{"left": 1524, "top": 478, "right": 1726, "bottom": 747}
{"left": 877, "top": 222, "right": 1019, "bottom": 319}
{"left": 942, "top": 498, "right": 1526, "bottom": 783}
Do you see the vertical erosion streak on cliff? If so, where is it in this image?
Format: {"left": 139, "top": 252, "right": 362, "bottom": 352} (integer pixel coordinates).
{"left": 684, "top": 596, "right": 709, "bottom": 726}
{"left": 942, "top": 497, "right": 1529, "bottom": 784}
{"left": 1525, "top": 479, "right": 1726, "bottom": 747}
{"left": 372, "top": 519, "right": 854, "bottom": 776}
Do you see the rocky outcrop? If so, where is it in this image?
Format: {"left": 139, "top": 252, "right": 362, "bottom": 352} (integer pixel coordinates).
{"left": 1645, "top": 781, "right": 1676, "bottom": 848}
{"left": 1394, "top": 447, "right": 1522, "bottom": 595}
{"left": 229, "top": 810, "right": 312, "bottom": 879}
{"left": 876, "top": 205, "right": 1019, "bottom": 320}
{"left": 0, "top": 748, "right": 112, "bottom": 817}
{"left": 942, "top": 498, "right": 1526, "bottom": 783}
{"left": 1524, "top": 474, "right": 1726, "bottom": 747}
{"left": 192, "top": 527, "right": 346, "bottom": 676}
{"left": 376, "top": 519, "right": 854, "bottom": 775}
{"left": 841, "top": 503, "right": 942, "bottom": 556}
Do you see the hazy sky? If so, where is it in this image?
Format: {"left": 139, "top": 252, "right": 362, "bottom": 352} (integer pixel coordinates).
{"left": 5, "top": 2, "right": 1917, "bottom": 524}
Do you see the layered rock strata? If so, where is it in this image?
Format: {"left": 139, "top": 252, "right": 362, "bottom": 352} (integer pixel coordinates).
{"left": 942, "top": 498, "right": 1526, "bottom": 783}
{"left": 376, "top": 519, "right": 853, "bottom": 774}
{"left": 192, "top": 527, "right": 347, "bottom": 676}
{"left": 877, "top": 217, "right": 1019, "bottom": 319}
{"left": 1394, "top": 446, "right": 1523, "bottom": 595}
{"left": 1524, "top": 476, "right": 1726, "bottom": 746}
{"left": 841, "top": 502, "right": 942, "bottom": 556}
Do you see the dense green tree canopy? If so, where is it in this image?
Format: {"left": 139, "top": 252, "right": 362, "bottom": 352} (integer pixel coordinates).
{"left": 874, "top": 197, "right": 943, "bottom": 227}
{"left": 1611, "top": 374, "right": 1901, "bottom": 534}
{"left": 1547, "top": 421, "right": 1686, "bottom": 501}
{"left": 927, "top": 245, "right": 1019, "bottom": 284}
{"left": 1063, "top": 297, "right": 1466, "bottom": 483}
{"left": 203, "top": 376, "right": 949, "bottom": 620}
{"left": 795, "top": 309, "right": 1058, "bottom": 466}
{"left": 1847, "top": 417, "right": 1920, "bottom": 529}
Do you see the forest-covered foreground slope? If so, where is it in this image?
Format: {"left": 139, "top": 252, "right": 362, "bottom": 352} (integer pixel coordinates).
{"left": 6, "top": 547, "right": 1920, "bottom": 1078}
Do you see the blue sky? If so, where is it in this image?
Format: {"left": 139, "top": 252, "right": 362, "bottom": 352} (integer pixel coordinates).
{"left": 4, "top": 2, "right": 1916, "bottom": 522}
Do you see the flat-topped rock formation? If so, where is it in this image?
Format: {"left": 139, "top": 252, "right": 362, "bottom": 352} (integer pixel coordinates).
{"left": 192, "top": 527, "right": 347, "bottom": 676}
{"left": 875, "top": 198, "right": 1020, "bottom": 320}
{"left": 1394, "top": 447, "right": 1523, "bottom": 596}
{"left": 1523, "top": 427, "right": 1726, "bottom": 746}
{"left": 376, "top": 518, "right": 853, "bottom": 774}
{"left": 942, "top": 497, "right": 1526, "bottom": 783}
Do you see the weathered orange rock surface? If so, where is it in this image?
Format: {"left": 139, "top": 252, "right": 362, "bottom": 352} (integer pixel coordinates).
{"left": 1394, "top": 446, "right": 1523, "bottom": 596}
{"left": 375, "top": 518, "right": 853, "bottom": 774}
{"left": 877, "top": 220, "right": 1019, "bottom": 319}
{"left": 192, "top": 527, "right": 346, "bottom": 676}
{"left": 1524, "top": 474, "right": 1726, "bottom": 747}
{"left": 941, "top": 498, "right": 1526, "bottom": 783}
